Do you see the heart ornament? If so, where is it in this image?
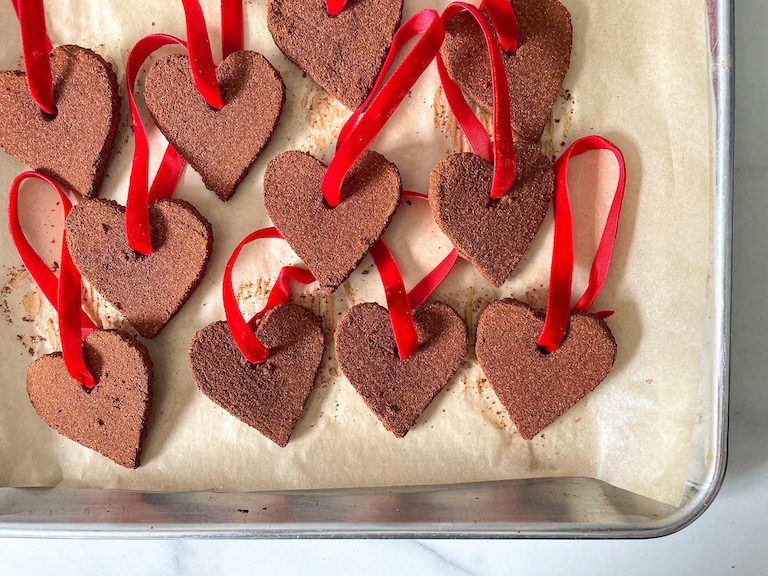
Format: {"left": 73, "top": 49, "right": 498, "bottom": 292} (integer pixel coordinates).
{"left": 429, "top": 144, "right": 554, "bottom": 287}
{"left": 27, "top": 329, "right": 154, "bottom": 468}
{"left": 189, "top": 307, "right": 324, "bottom": 447}
{"left": 65, "top": 198, "right": 214, "bottom": 339}
{"left": 336, "top": 300, "right": 467, "bottom": 437}
{"left": 0, "top": 44, "right": 121, "bottom": 198}
{"left": 334, "top": 195, "right": 468, "bottom": 438}
{"left": 188, "top": 228, "right": 324, "bottom": 447}
{"left": 267, "top": 0, "right": 403, "bottom": 109}
{"left": 264, "top": 150, "right": 402, "bottom": 293}
{"left": 440, "top": 0, "right": 572, "bottom": 141}
{"left": 144, "top": 51, "right": 285, "bottom": 201}
{"left": 476, "top": 299, "right": 616, "bottom": 439}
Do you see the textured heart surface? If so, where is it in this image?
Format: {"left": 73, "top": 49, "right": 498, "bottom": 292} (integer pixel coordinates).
{"left": 335, "top": 302, "right": 467, "bottom": 437}
{"left": 144, "top": 51, "right": 285, "bottom": 201}
{"left": 267, "top": 0, "right": 403, "bottom": 109}
{"left": 65, "top": 198, "right": 214, "bottom": 339}
{"left": 441, "top": 0, "right": 572, "bottom": 141}
{"left": 188, "top": 303, "right": 325, "bottom": 447}
{"left": 476, "top": 298, "right": 617, "bottom": 440}
{"left": 26, "top": 329, "right": 153, "bottom": 468}
{"left": 0, "top": 45, "right": 121, "bottom": 198}
{"left": 429, "top": 145, "right": 553, "bottom": 287}
{"left": 264, "top": 150, "right": 401, "bottom": 293}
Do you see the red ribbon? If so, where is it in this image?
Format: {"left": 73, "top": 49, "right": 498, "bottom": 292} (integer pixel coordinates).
{"left": 401, "top": 192, "right": 460, "bottom": 309}
{"left": 317, "top": 9, "right": 463, "bottom": 358}
{"left": 125, "top": 0, "right": 243, "bottom": 255}
{"left": 437, "top": 2, "right": 516, "bottom": 199}
{"left": 322, "top": 9, "right": 446, "bottom": 207}
{"left": 325, "top": 0, "right": 346, "bottom": 17}
{"left": 221, "top": 0, "right": 244, "bottom": 59}
{"left": 480, "top": 0, "right": 519, "bottom": 53}
{"left": 371, "top": 192, "right": 460, "bottom": 361}
{"left": 12, "top": 0, "right": 56, "bottom": 115}
{"left": 8, "top": 172, "right": 97, "bottom": 389}
{"left": 369, "top": 240, "right": 418, "bottom": 361}
{"left": 223, "top": 228, "right": 316, "bottom": 363}
{"left": 537, "top": 136, "right": 627, "bottom": 352}
{"left": 222, "top": 198, "right": 456, "bottom": 363}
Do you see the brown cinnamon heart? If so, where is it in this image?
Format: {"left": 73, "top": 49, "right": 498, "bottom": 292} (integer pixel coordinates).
{"left": 335, "top": 302, "right": 468, "bottom": 437}
{"left": 429, "top": 144, "right": 554, "bottom": 287}
{"left": 267, "top": 0, "right": 403, "bottom": 109}
{"left": 143, "top": 51, "right": 285, "bottom": 201}
{"left": 440, "top": 0, "right": 572, "bottom": 141}
{"left": 264, "top": 150, "right": 401, "bottom": 293}
{"left": 188, "top": 303, "right": 325, "bottom": 447}
{"left": 0, "top": 45, "right": 121, "bottom": 198}
{"left": 26, "top": 329, "right": 153, "bottom": 468}
{"left": 65, "top": 198, "right": 214, "bottom": 339}
{"left": 476, "top": 298, "right": 617, "bottom": 440}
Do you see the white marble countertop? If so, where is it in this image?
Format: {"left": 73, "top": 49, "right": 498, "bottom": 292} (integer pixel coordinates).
{"left": 1, "top": 1, "right": 766, "bottom": 573}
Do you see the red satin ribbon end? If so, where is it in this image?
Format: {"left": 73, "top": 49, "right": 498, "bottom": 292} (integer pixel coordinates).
{"left": 326, "top": 0, "right": 346, "bottom": 17}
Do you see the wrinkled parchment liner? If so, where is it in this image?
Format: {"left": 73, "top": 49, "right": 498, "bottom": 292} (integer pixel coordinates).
{"left": 0, "top": 0, "right": 711, "bottom": 506}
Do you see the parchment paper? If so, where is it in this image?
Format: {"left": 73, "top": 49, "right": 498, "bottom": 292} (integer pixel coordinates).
{"left": 0, "top": 0, "right": 712, "bottom": 506}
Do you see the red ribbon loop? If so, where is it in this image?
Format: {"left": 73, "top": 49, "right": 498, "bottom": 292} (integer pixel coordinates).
{"left": 125, "top": 34, "right": 190, "bottom": 256}
{"left": 326, "top": 0, "right": 346, "bottom": 17}
{"left": 437, "top": 2, "right": 516, "bottom": 199}
{"left": 8, "top": 172, "right": 97, "bottom": 389}
{"left": 221, "top": 0, "right": 244, "bottom": 58}
{"left": 480, "top": 0, "right": 520, "bottom": 53}
{"left": 223, "top": 228, "right": 317, "bottom": 364}
{"left": 370, "top": 240, "right": 419, "bottom": 361}
{"left": 178, "top": 0, "right": 224, "bottom": 109}
{"left": 322, "top": 9, "right": 446, "bottom": 207}
{"left": 125, "top": 0, "right": 240, "bottom": 255}
{"left": 370, "top": 192, "right": 460, "bottom": 361}
{"left": 408, "top": 248, "right": 460, "bottom": 310}
{"left": 400, "top": 191, "right": 460, "bottom": 309}
{"left": 13, "top": 0, "right": 56, "bottom": 115}
{"left": 537, "top": 136, "right": 627, "bottom": 353}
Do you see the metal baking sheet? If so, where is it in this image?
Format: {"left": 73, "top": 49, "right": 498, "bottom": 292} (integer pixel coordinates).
{"left": 0, "top": 0, "right": 731, "bottom": 538}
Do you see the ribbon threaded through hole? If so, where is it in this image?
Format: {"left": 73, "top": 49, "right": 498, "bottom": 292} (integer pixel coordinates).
{"left": 8, "top": 172, "right": 97, "bottom": 389}
{"left": 321, "top": 9, "right": 447, "bottom": 208}
{"left": 537, "top": 136, "right": 628, "bottom": 353}
{"left": 223, "top": 228, "right": 316, "bottom": 364}
{"left": 125, "top": 0, "right": 244, "bottom": 255}
{"left": 370, "top": 192, "right": 460, "bottom": 361}
{"left": 437, "top": 1, "right": 516, "bottom": 200}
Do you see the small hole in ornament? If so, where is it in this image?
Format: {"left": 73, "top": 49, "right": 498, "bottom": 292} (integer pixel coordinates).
{"left": 41, "top": 105, "right": 59, "bottom": 121}
{"left": 322, "top": 196, "right": 339, "bottom": 210}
